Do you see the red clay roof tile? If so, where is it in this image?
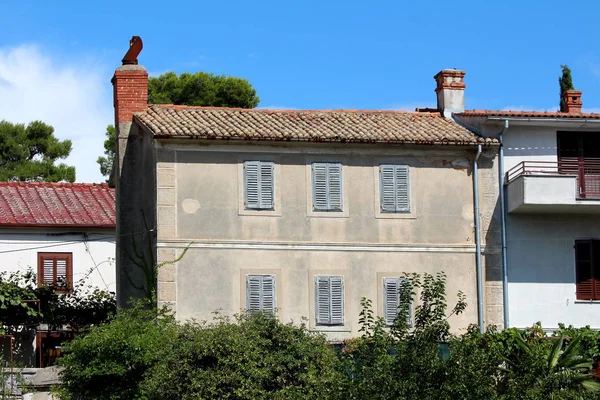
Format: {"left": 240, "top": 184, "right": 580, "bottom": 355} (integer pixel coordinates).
{"left": 457, "top": 110, "right": 600, "bottom": 119}
{"left": 0, "top": 182, "right": 115, "bottom": 228}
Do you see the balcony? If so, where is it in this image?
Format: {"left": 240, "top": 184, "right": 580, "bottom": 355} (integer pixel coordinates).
{"left": 506, "top": 161, "right": 600, "bottom": 214}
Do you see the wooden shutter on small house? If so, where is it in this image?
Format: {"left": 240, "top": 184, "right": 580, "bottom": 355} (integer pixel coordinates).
{"left": 244, "top": 161, "right": 274, "bottom": 209}
{"left": 37, "top": 253, "right": 73, "bottom": 291}
{"left": 575, "top": 240, "right": 600, "bottom": 300}
{"left": 246, "top": 275, "right": 276, "bottom": 314}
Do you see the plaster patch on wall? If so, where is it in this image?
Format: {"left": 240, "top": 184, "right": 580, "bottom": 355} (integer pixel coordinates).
{"left": 181, "top": 199, "right": 201, "bottom": 214}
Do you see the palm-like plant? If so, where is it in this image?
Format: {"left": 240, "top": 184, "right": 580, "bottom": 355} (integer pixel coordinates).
{"left": 501, "top": 333, "right": 600, "bottom": 399}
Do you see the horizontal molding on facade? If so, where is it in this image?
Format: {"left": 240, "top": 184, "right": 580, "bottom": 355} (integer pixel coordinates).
{"left": 157, "top": 239, "right": 501, "bottom": 254}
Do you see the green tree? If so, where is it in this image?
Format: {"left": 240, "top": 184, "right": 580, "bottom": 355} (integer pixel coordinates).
{"left": 98, "top": 72, "right": 259, "bottom": 178}
{"left": 559, "top": 65, "right": 574, "bottom": 112}
{"left": 148, "top": 71, "right": 260, "bottom": 108}
{"left": 0, "top": 120, "right": 75, "bottom": 182}
{"left": 96, "top": 125, "right": 115, "bottom": 180}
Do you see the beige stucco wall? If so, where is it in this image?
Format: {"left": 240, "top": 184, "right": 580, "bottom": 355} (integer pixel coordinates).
{"left": 155, "top": 140, "right": 502, "bottom": 337}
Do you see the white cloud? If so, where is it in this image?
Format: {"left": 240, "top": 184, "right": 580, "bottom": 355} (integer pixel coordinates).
{"left": 0, "top": 44, "right": 113, "bottom": 183}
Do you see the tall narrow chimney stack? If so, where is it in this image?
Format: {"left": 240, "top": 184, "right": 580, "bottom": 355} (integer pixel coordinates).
{"left": 434, "top": 69, "right": 466, "bottom": 118}
{"left": 112, "top": 36, "right": 148, "bottom": 125}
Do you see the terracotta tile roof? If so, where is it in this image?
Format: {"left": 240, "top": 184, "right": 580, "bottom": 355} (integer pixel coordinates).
{"left": 0, "top": 182, "right": 115, "bottom": 228}
{"left": 457, "top": 110, "right": 600, "bottom": 119}
{"left": 134, "top": 105, "right": 497, "bottom": 145}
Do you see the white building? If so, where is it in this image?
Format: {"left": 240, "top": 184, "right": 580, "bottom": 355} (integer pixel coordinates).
{"left": 456, "top": 90, "right": 600, "bottom": 331}
{"left": 0, "top": 182, "right": 115, "bottom": 367}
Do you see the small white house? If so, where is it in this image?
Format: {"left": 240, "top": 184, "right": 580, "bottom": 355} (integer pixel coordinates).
{"left": 0, "top": 182, "right": 115, "bottom": 367}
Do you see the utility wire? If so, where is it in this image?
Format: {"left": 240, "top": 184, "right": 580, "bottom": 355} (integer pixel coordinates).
{"left": 0, "top": 228, "right": 154, "bottom": 255}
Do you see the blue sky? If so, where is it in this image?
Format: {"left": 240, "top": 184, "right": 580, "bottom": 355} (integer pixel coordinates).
{"left": 1, "top": 0, "right": 600, "bottom": 182}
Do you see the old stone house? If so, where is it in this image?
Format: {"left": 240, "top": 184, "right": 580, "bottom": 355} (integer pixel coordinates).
{"left": 113, "top": 38, "right": 502, "bottom": 339}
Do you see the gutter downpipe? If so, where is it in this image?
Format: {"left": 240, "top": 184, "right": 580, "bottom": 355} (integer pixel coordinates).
{"left": 498, "top": 120, "right": 510, "bottom": 329}
{"left": 474, "top": 144, "right": 484, "bottom": 333}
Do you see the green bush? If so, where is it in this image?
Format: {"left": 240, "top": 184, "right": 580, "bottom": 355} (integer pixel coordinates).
{"left": 55, "top": 272, "right": 600, "bottom": 400}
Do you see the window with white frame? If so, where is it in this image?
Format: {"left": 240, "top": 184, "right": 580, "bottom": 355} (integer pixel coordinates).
{"left": 312, "top": 162, "right": 343, "bottom": 212}
{"left": 246, "top": 274, "right": 276, "bottom": 314}
{"left": 383, "top": 277, "right": 412, "bottom": 327}
{"left": 244, "top": 161, "right": 275, "bottom": 210}
{"left": 315, "top": 276, "right": 344, "bottom": 325}
{"left": 379, "top": 164, "right": 410, "bottom": 213}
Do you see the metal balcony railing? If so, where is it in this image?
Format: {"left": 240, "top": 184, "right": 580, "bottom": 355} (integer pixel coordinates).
{"left": 505, "top": 161, "right": 600, "bottom": 200}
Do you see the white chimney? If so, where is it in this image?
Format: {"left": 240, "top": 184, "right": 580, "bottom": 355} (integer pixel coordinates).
{"left": 434, "top": 69, "right": 466, "bottom": 118}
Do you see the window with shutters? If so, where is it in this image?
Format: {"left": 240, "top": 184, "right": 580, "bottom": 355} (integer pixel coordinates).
{"left": 244, "top": 161, "right": 275, "bottom": 210}
{"left": 37, "top": 253, "right": 73, "bottom": 292}
{"left": 383, "top": 277, "right": 412, "bottom": 327}
{"left": 311, "top": 162, "right": 343, "bottom": 212}
{"left": 379, "top": 164, "right": 410, "bottom": 213}
{"left": 315, "top": 276, "right": 344, "bottom": 325}
{"left": 246, "top": 274, "right": 276, "bottom": 314}
{"left": 575, "top": 240, "right": 600, "bottom": 301}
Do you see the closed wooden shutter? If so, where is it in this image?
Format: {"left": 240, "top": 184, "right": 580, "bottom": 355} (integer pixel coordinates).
{"left": 330, "top": 276, "right": 344, "bottom": 325}
{"left": 246, "top": 275, "right": 276, "bottom": 314}
{"left": 312, "top": 163, "right": 342, "bottom": 211}
{"left": 380, "top": 165, "right": 410, "bottom": 213}
{"left": 395, "top": 165, "right": 410, "bottom": 212}
{"left": 383, "top": 277, "right": 412, "bottom": 326}
{"left": 383, "top": 277, "right": 400, "bottom": 325}
{"left": 328, "top": 164, "right": 343, "bottom": 211}
{"left": 575, "top": 240, "right": 596, "bottom": 300}
{"left": 244, "top": 161, "right": 274, "bottom": 209}
{"left": 315, "top": 276, "right": 344, "bottom": 325}
{"left": 38, "top": 253, "right": 73, "bottom": 291}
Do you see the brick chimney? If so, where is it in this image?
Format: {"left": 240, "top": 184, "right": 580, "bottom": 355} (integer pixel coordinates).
{"left": 434, "top": 69, "right": 466, "bottom": 118}
{"left": 562, "top": 89, "right": 583, "bottom": 114}
{"left": 112, "top": 36, "right": 148, "bottom": 125}
{"left": 112, "top": 37, "right": 153, "bottom": 307}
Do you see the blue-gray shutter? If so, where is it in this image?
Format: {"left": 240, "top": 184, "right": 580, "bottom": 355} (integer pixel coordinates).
{"left": 313, "top": 163, "right": 329, "bottom": 210}
{"left": 247, "top": 275, "right": 262, "bottom": 313}
{"left": 379, "top": 164, "right": 410, "bottom": 213}
{"left": 315, "top": 276, "right": 344, "bottom": 325}
{"left": 383, "top": 277, "right": 412, "bottom": 326}
{"left": 395, "top": 165, "right": 410, "bottom": 212}
{"left": 244, "top": 161, "right": 274, "bottom": 210}
{"left": 329, "top": 276, "right": 344, "bottom": 325}
{"left": 246, "top": 275, "right": 276, "bottom": 314}
{"left": 312, "top": 162, "right": 342, "bottom": 211}
{"left": 380, "top": 165, "right": 396, "bottom": 212}
{"left": 260, "top": 162, "right": 274, "bottom": 209}
{"left": 315, "top": 276, "right": 330, "bottom": 324}
{"left": 327, "top": 164, "right": 343, "bottom": 211}
{"left": 261, "top": 275, "right": 275, "bottom": 313}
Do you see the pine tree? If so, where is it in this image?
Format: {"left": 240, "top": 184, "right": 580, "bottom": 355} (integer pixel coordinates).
{"left": 559, "top": 65, "right": 574, "bottom": 112}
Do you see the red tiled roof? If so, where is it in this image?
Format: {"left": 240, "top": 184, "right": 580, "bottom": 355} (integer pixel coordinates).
{"left": 0, "top": 182, "right": 115, "bottom": 228}
{"left": 457, "top": 110, "right": 600, "bottom": 119}
{"left": 134, "top": 105, "right": 497, "bottom": 145}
